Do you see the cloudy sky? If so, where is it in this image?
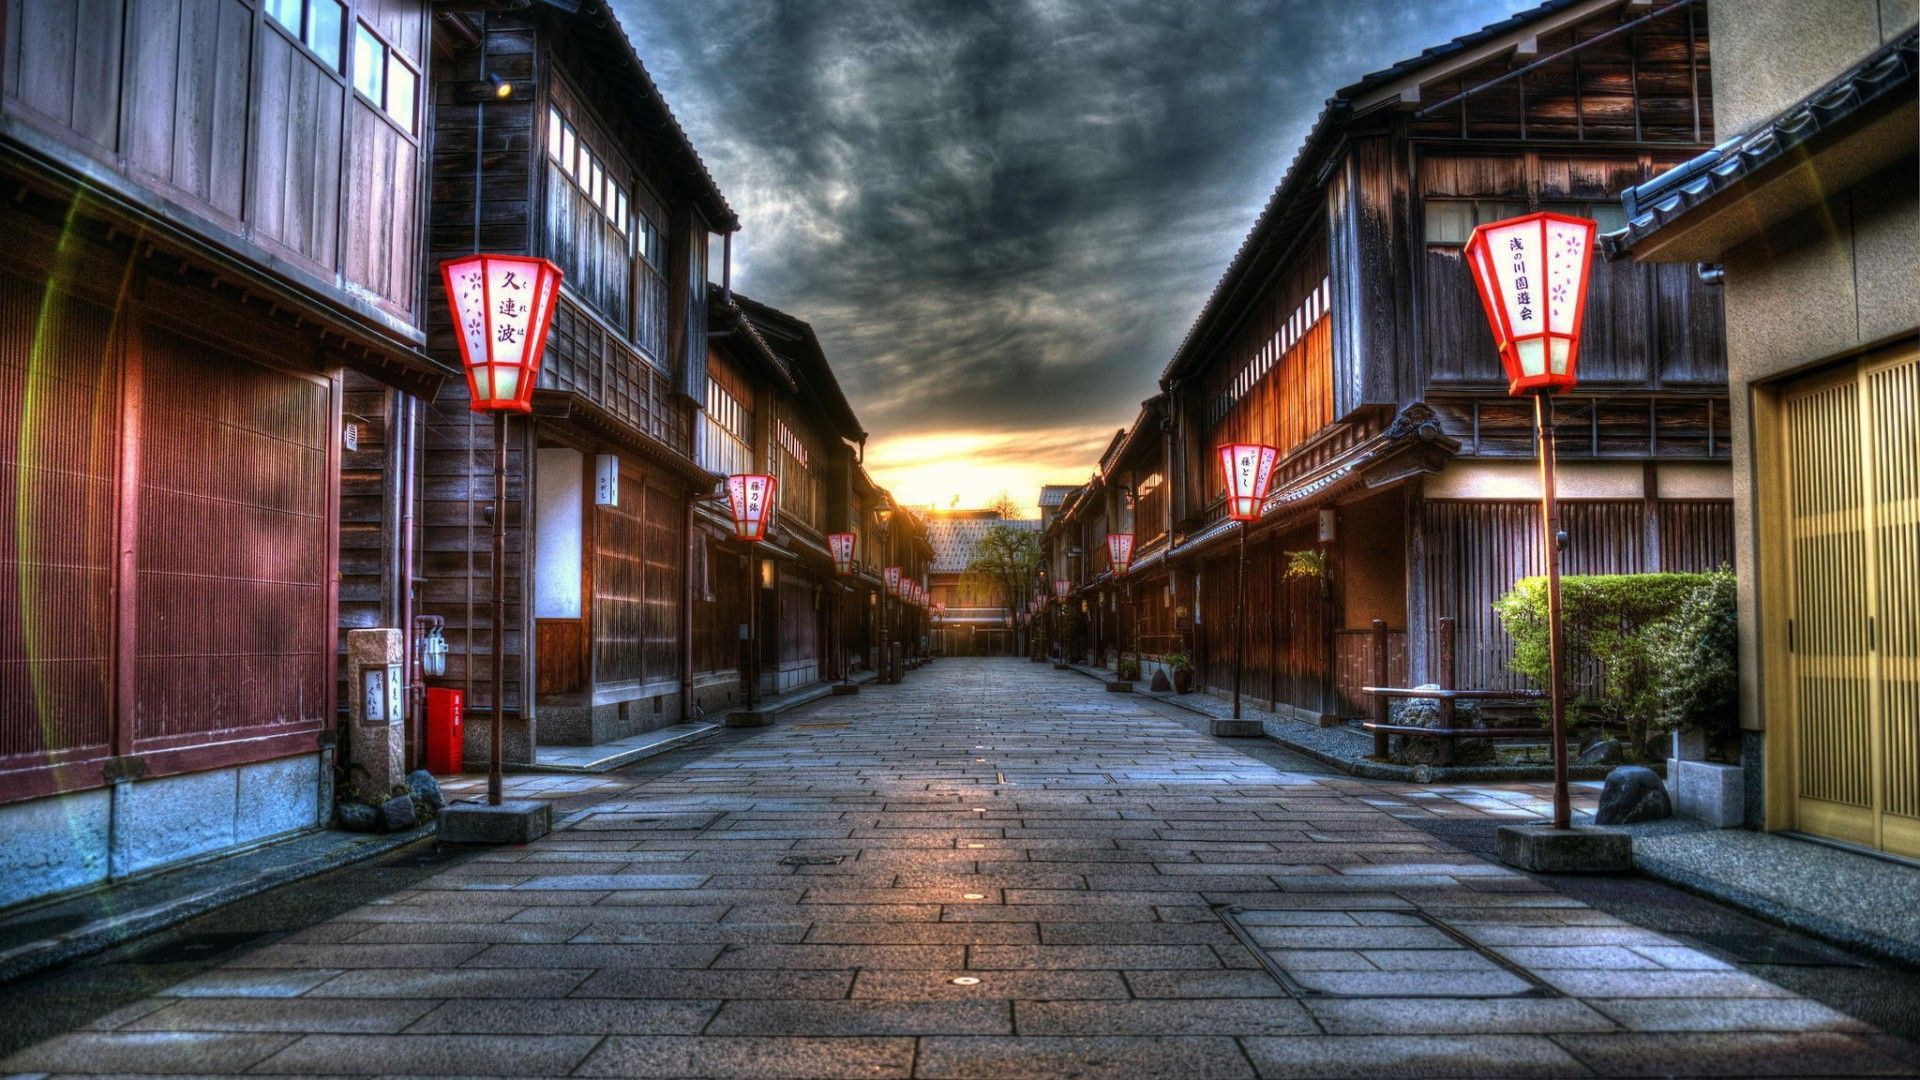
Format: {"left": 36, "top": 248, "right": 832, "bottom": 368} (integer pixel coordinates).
{"left": 615, "top": 0, "right": 1516, "bottom": 514}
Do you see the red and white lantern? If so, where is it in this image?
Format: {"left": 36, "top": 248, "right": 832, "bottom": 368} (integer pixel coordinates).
{"left": 884, "top": 566, "right": 902, "bottom": 595}
{"left": 828, "top": 532, "right": 856, "bottom": 576}
{"left": 1463, "top": 211, "right": 1597, "bottom": 396}
{"left": 1053, "top": 579, "right": 1070, "bottom": 599}
{"left": 1107, "top": 533, "right": 1136, "bottom": 575}
{"left": 440, "top": 254, "right": 563, "bottom": 413}
{"left": 1218, "top": 443, "right": 1279, "bottom": 522}
{"left": 725, "top": 473, "right": 778, "bottom": 543}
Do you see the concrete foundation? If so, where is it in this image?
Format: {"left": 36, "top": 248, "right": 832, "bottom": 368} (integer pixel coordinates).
{"left": 1670, "top": 760, "right": 1746, "bottom": 828}
{"left": 1104, "top": 681, "right": 1134, "bottom": 693}
{"left": 1210, "top": 718, "right": 1264, "bottom": 738}
{"left": 0, "top": 753, "right": 325, "bottom": 911}
{"left": 1496, "top": 822, "right": 1633, "bottom": 873}
{"left": 439, "top": 799, "right": 552, "bottom": 845}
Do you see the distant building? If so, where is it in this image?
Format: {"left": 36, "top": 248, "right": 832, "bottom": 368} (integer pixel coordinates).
{"left": 927, "top": 512, "right": 1039, "bottom": 656}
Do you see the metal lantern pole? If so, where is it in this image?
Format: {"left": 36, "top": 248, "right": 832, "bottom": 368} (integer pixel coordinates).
{"left": 1535, "top": 393, "right": 1571, "bottom": 829}
{"left": 1232, "top": 524, "right": 1247, "bottom": 720}
{"left": 488, "top": 413, "right": 507, "bottom": 806}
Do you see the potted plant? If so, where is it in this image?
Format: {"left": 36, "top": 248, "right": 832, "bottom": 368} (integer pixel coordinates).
{"left": 1117, "top": 656, "right": 1140, "bottom": 682}
{"left": 1165, "top": 652, "right": 1194, "bottom": 693}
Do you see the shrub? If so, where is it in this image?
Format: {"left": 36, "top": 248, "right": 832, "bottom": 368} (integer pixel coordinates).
{"left": 1494, "top": 572, "right": 1719, "bottom": 752}
{"left": 1645, "top": 570, "right": 1739, "bottom": 739}
{"left": 1163, "top": 651, "right": 1194, "bottom": 675}
{"left": 1117, "top": 657, "right": 1140, "bottom": 681}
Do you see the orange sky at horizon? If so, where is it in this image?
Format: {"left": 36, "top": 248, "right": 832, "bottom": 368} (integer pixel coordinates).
{"left": 861, "top": 423, "right": 1120, "bottom": 519}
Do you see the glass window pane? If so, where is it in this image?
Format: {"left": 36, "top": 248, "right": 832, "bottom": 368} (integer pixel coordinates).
{"left": 352, "top": 23, "right": 383, "bottom": 101}
{"left": 1424, "top": 200, "right": 1474, "bottom": 245}
{"left": 589, "top": 159, "right": 602, "bottom": 202}
{"left": 560, "top": 127, "right": 576, "bottom": 178}
{"left": 265, "top": 0, "right": 301, "bottom": 34}
{"left": 306, "top": 0, "right": 345, "bottom": 70}
{"left": 548, "top": 109, "right": 564, "bottom": 161}
{"left": 386, "top": 53, "right": 416, "bottom": 133}
{"left": 1589, "top": 202, "right": 1627, "bottom": 232}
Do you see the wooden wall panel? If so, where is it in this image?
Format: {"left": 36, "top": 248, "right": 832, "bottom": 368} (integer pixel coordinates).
{"left": 343, "top": 105, "right": 420, "bottom": 317}
{"left": 693, "top": 537, "right": 747, "bottom": 679}
{"left": 132, "top": 324, "right": 332, "bottom": 743}
{"left": 592, "top": 462, "right": 647, "bottom": 690}
{"left": 643, "top": 483, "right": 681, "bottom": 682}
{"left": 0, "top": 273, "right": 118, "bottom": 765}
{"left": 250, "top": 28, "right": 344, "bottom": 273}
{"left": 123, "top": 0, "right": 253, "bottom": 224}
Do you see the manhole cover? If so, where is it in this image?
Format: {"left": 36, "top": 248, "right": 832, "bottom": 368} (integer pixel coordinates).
{"left": 1217, "top": 905, "right": 1557, "bottom": 998}
{"left": 1677, "top": 931, "right": 1867, "bottom": 968}
{"left": 567, "top": 811, "right": 724, "bottom": 832}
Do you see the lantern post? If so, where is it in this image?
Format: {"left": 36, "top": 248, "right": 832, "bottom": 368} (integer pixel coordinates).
{"left": 439, "top": 253, "right": 562, "bottom": 806}
{"left": 829, "top": 532, "right": 856, "bottom": 683}
{"left": 1463, "top": 211, "right": 1597, "bottom": 832}
{"left": 726, "top": 474, "right": 778, "bottom": 711}
{"left": 1107, "top": 532, "right": 1135, "bottom": 676}
{"left": 1218, "top": 443, "right": 1279, "bottom": 720}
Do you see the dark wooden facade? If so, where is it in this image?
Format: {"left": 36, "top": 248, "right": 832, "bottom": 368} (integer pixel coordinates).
{"left": 412, "top": 4, "right": 737, "bottom": 760}
{"left": 1048, "top": 0, "right": 1735, "bottom": 720}
{"left": 0, "top": 0, "right": 449, "bottom": 904}
{"left": 691, "top": 292, "right": 891, "bottom": 712}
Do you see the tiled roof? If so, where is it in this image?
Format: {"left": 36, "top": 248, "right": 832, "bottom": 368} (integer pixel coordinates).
{"left": 1606, "top": 27, "right": 1917, "bottom": 258}
{"left": 1037, "top": 485, "right": 1079, "bottom": 508}
{"left": 927, "top": 518, "right": 1040, "bottom": 574}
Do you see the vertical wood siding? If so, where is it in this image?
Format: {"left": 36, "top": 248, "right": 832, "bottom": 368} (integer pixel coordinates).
{"left": 133, "top": 325, "right": 332, "bottom": 742}
{"left": 0, "top": 274, "right": 117, "bottom": 765}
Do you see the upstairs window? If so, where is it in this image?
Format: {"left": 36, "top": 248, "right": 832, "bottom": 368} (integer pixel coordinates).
{"left": 1425, "top": 198, "right": 1626, "bottom": 246}
{"left": 350, "top": 22, "right": 417, "bottom": 133}
{"left": 267, "top": 0, "right": 346, "bottom": 72}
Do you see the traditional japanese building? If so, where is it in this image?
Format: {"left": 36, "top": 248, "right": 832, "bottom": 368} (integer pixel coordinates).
{"left": 1066, "top": 0, "right": 1737, "bottom": 722}
{"left": 1610, "top": 8, "right": 1917, "bottom": 854}
{"left": 413, "top": 1, "right": 738, "bottom": 765}
{"left": 0, "top": 0, "right": 451, "bottom": 906}
{"left": 691, "top": 292, "right": 871, "bottom": 713}
{"left": 926, "top": 510, "right": 1039, "bottom": 656}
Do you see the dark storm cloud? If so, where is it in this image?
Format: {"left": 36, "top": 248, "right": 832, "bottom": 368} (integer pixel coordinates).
{"left": 614, "top": 0, "right": 1515, "bottom": 440}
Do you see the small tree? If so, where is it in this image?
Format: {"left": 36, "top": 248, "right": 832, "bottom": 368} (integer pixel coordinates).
{"left": 961, "top": 523, "right": 1042, "bottom": 632}
{"left": 1645, "top": 570, "right": 1739, "bottom": 740}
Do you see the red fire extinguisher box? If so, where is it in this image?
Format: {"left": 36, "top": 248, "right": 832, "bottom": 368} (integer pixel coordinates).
{"left": 426, "top": 687, "right": 464, "bottom": 775}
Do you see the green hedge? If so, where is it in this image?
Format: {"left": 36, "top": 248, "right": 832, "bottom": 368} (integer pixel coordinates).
{"left": 1494, "top": 570, "right": 1738, "bottom": 749}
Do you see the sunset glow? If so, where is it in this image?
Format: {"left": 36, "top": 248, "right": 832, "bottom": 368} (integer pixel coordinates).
{"left": 862, "top": 424, "right": 1116, "bottom": 516}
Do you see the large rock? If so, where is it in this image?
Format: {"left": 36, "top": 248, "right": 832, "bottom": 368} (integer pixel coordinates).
{"left": 336, "top": 801, "right": 378, "bottom": 832}
{"left": 378, "top": 794, "right": 418, "bottom": 832}
{"left": 406, "top": 770, "right": 445, "bottom": 812}
{"left": 1594, "top": 765, "right": 1671, "bottom": 825}
{"left": 1577, "top": 738, "right": 1624, "bottom": 766}
{"left": 1149, "top": 670, "right": 1171, "bottom": 692}
{"left": 1387, "top": 686, "right": 1492, "bottom": 766}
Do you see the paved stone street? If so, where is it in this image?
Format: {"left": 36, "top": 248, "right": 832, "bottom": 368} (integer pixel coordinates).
{"left": 6, "top": 658, "right": 1918, "bottom": 1078}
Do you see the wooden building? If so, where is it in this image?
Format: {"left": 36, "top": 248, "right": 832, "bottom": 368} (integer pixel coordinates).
{"left": 692, "top": 292, "right": 870, "bottom": 712}
{"left": 1611, "top": 10, "right": 1916, "bottom": 854}
{"left": 926, "top": 511, "right": 1039, "bottom": 656}
{"left": 0, "top": 0, "right": 451, "bottom": 907}
{"left": 1060, "top": 0, "right": 1736, "bottom": 722}
{"left": 408, "top": 2, "right": 738, "bottom": 765}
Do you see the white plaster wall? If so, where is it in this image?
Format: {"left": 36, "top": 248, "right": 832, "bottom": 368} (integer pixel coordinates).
{"left": 534, "top": 447, "right": 584, "bottom": 619}
{"left": 1424, "top": 460, "right": 1653, "bottom": 500}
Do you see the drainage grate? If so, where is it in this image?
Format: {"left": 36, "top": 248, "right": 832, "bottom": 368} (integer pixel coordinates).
{"left": 1217, "top": 905, "right": 1558, "bottom": 999}
{"left": 779, "top": 854, "right": 847, "bottom": 867}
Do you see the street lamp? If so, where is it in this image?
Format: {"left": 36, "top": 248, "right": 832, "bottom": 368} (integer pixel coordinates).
{"left": 828, "top": 532, "right": 855, "bottom": 682}
{"left": 440, "top": 253, "right": 563, "bottom": 807}
{"left": 1464, "top": 210, "right": 1597, "bottom": 831}
{"left": 1219, "top": 443, "right": 1279, "bottom": 720}
{"left": 726, "top": 474, "right": 778, "bottom": 709}
{"left": 1107, "top": 533, "right": 1134, "bottom": 676}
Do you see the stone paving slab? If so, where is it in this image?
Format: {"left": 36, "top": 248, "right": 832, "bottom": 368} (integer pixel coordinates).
{"left": 3, "top": 658, "right": 1916, "bottom": 1078}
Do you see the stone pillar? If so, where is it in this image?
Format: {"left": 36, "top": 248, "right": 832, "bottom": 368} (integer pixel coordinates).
{"left": 347, "top": 628, "right": 406, "bottom": 802}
